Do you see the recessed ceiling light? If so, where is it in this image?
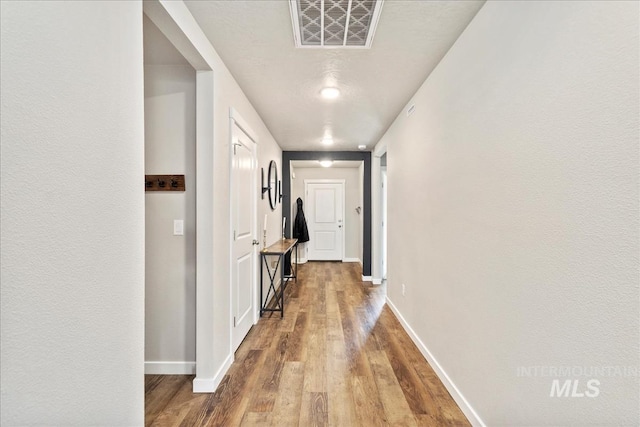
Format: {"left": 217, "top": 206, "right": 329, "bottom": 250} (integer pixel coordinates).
{"left": 358, "top": 145, "right": 366, "bottom": 150}
{"left": 319, "top": 160, "right": 333, "bottom": 168}
{"left": 320, "top": 87, "right": 340, "bottom": 99}
{"left": 322, "top": 137, "right": 334, "bottom": 145}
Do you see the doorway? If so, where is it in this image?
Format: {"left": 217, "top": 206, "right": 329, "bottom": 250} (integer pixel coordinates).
{"left": 305, "top": 180, "right": 345, "bottom": 261}
{"left": 143, "top": 14, "right": 197, "bottom": 375}
{"left": 144, "top": 4, "right": 219, "bottom": 392}
{"left": 282, "top": 152, "right": 372, "bottom": 279}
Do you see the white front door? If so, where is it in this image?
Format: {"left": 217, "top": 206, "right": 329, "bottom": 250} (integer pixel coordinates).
{"left": 305, "top": 180, "right": 344, "bottom": 261}
{"left": 231, "top": 122, "right": 257, "bottom": 352}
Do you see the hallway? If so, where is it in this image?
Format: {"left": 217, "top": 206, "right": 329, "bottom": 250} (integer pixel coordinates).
{"left": 145, "top": 262, "right": 469, "bottom": 426}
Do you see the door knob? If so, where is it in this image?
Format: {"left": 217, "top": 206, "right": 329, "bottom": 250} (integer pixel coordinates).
{"left": 252, "top": 239, "right": 260, "bottom": 245}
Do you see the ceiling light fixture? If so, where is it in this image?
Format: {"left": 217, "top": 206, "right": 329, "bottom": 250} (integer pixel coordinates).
{"left": 320, "top": 87, "right": 340, "bottom": 99}
{"left": 319, "top": 160, "right": 333, "bottom": 168}
{"left": 358, "top": 144, "right": 366, "bottom": 150}
{"left": 322, "top": 137, "right": 334, "bottom": 145}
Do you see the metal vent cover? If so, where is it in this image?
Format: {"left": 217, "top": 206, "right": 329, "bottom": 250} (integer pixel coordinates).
{"left": 289, "top": 0, "right": 384, "bottom": 48}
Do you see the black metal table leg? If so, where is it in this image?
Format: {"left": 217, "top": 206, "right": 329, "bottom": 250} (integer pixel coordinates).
{"left": 259, "top": 239, "right": 298, "bottom": 318}
{"left": 280, "top": 253, "right": 284, "bottom": 318}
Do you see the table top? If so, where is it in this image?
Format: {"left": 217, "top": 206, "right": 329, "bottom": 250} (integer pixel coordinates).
{"left": 261, "top": 238, "right": 298, "bottom": 255}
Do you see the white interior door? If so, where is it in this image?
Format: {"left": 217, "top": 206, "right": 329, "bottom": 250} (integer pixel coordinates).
{"left": 305, "top": 180, "right": 344, "bottom": 261}
{"left": 231, "top": 122, "right": 256, "bottom": 352}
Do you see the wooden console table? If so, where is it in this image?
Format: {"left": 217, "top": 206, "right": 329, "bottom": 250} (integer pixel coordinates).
{"left": 260, "top": 238, "right": 298, "bottom": 317}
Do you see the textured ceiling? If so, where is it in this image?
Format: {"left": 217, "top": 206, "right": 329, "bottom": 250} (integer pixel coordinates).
{"left": 184, "top": 0, "right": 485, "bottom": 151}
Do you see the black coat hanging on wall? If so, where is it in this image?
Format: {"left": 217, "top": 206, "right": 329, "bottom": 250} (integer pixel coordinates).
{"left": 285, "top": 198, "right": 309, "bottom": 276}
{"left": 293, "top": 197, "right": 310, "bottom": 243}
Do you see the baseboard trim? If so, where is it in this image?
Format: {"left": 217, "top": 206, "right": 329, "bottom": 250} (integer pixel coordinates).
{"left": 294, "top": 258, "right": 308, "bottom": 264}
{"left": 343, "top": 257, "right": 361, "bottom": 263}
{"left": 385, "top": 297, "right": 485, "bottom": 427}
{"left": 372, "top": 277, "right": 382, "bottom": 285}
{"left": 145, "top": 361, "right": 196, "bottom": 375}
{"left": 361, "top": 275, "right": 372, "bottom": 282}
{"left": 193, "top": 353, "right": 233, "bottom": 393}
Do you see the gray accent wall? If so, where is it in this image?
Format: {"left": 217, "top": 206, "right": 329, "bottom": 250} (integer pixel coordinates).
{"left": 283, "top": 151, "right": 372, "bottom": 276}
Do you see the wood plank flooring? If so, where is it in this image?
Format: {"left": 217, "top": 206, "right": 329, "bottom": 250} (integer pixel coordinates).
{"left": 145, "top": 262, "right": 470, "bottom": 426}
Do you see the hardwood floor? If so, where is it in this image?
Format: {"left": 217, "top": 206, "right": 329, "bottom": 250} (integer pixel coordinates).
{"left": 145, "top": 262, "right": 470, "bottom": 426}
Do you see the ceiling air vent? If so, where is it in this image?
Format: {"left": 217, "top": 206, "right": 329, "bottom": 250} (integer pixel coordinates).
{"left": 289, "top": 0, "right": 384, "bottom": 49}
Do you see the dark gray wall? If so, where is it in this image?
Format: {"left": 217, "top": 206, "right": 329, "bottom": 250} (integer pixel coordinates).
{"left": 283, "top": 151, "right": 371, "bottom": 276}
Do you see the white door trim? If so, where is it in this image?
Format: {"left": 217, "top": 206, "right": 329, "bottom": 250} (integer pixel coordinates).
{"left": 229, "top": 108, "right": 259, "bottom": 356}
{"left": 381, "top": 168, "right": 387, "bottom": 281}
{"left": 230, "top": 107, "right": 257, "bottom": 145}
{"left": 194, "top": 71, "right": 216, "bottom": 389}
{"left": 371, "top": 146, "right": 387, "bottom": 285}
{"left": 304, "top": 179, "right": 346, "bottom": 262}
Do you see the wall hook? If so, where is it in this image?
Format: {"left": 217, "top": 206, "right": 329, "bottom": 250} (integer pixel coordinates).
{"left": 261, "top": 168, "right": 270, "bottom": 199}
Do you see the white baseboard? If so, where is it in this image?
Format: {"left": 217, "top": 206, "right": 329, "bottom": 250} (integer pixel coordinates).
{"left": 385, "top": 297, "right": 485, "bottom": 427}
{"left": 193, "top": 353, "right": 233, "bottom": 393}
{"left": 372, "top": 277, "right": 382, "bottom": 285}
{"left": 294, "top": 258, "right": 308, "bottom": 264}
{"left": 361, "top": 275, "right": 372, "bottom": 282}
{"left": 145, "top": 361, "right": 196, "bottom": 375}
{"left": 343, "top": 257, "right": 361, "bottom": 263}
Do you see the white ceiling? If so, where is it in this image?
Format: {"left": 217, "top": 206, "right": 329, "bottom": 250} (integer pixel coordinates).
{"left": 183, "top": 0, "right": 485, "bottom": 151}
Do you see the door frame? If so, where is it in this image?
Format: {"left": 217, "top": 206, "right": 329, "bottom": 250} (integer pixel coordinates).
{"left": 229, "top": 108, "right": 259, "bottom": 355}
{"left": 371, "top": 145, "right": 387, "bottom": 285}
{"left": 381, "top": 167, "right": 387, "bottom": 280}
{"left": 304, "top": 179, "right": 346, "bottom": 262}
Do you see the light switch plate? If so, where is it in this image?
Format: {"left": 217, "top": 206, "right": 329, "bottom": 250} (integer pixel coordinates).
{"left": 173, "top": 220, "right": 184, "bottom": 236}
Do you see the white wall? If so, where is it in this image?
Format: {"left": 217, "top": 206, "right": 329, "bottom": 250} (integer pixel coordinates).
{"left": 211, "top": 40, "right": 283, "bottom": 392}
{"left": 144, "top": 16, "right": 197, "bottom": 374}
{"left": 144, "top": 1, "right": 283, "bottom": 391}
{"left": 291, "top": 167, "right": 362, "bottom": 262}
{"left": 1, "top": 2, "right": 144, "bottom": 425}
{"left": 376, "top": 1, "right": 639, "bottom": 425}
{"left": 258, "top": 130, "right": 285, "bottom": 317}
{"left": 371, "top": 152, "right": 384, "bottom": 283}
